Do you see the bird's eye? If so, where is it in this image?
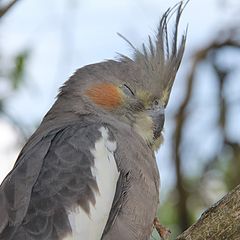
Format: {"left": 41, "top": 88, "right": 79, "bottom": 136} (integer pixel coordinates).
{"left": 120, "top": 84, "right": 135, "bottom": 97}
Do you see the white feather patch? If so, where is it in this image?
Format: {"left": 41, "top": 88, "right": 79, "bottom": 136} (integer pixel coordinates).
{"left": 63, "top": 127, "right": 119, "bottom": 240}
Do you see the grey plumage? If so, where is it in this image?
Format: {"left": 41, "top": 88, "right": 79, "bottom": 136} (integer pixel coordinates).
{"left": 0, "top": 118, "right": 159, "bottom": 240}
{"left": 0, "top": 121, "right": 102, "bottom": 239}
{"left": 102, "top": 123, "right": 159, "bottom": 240}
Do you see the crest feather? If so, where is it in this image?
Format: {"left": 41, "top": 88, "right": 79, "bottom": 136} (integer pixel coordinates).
{"left": 119, "top": 1, "right": 187, "bottom": 107}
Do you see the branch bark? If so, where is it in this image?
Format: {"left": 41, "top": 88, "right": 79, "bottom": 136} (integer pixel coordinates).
{"left": 176, "top": 184, "right": 240, "bottom": 240}
{"left": 0, "top": 0, "right": 19, "bottom": 19}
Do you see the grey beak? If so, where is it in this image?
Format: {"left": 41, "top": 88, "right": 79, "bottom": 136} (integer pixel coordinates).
{"left": 149, "top": 107, "right": 165, "bottom": 140}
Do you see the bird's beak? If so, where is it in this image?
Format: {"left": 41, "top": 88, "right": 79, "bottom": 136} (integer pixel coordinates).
{"left": 148, "top": 107, "right": 165, "bottom": 140}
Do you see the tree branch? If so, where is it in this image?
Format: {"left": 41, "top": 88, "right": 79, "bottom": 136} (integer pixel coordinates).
{"left": 0, "top": 0, "right": 19, "bottom": 19}
{"left": 176, "top": 184, "right": 240, "bottom": 240}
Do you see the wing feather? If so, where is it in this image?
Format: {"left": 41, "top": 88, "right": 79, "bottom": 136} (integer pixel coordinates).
{"left": 0, "top": 123, "right": 120, "bottom": 240}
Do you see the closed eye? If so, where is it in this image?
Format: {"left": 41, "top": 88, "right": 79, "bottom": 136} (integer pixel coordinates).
{"left": 121, "top": 84, "right": 135, "bottom": 96}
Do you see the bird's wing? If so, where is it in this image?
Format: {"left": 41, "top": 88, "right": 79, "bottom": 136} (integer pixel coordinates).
{"left": 0, "top": 122, "right": 120, "bottom": 240}
{"left": 0, "top": 128, "right": 59, "bottom": 238}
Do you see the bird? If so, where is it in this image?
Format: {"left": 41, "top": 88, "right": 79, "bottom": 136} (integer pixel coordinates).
{"left": 0, "top": 3, "right": 186, "bottom": 240}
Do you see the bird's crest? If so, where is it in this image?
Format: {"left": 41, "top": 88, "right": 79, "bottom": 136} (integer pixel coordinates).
{"left": 118, "top": 1, "right": 187, "bottom": 107}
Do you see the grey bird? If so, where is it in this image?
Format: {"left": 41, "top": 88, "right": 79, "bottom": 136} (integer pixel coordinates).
{"left": 0, "top": 3, "right": 186, "bottom": 240}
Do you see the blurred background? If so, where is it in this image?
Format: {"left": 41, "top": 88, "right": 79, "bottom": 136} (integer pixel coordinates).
{"left": 0, "top": 0, "right": 239, "bottom": 239}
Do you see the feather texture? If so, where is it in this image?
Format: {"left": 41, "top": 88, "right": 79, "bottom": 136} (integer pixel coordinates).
{"left": 64, "top": 127, "right": 119, "bottom": 240}
{"left": 0, "top": 122, "right": 118, "bottom": 240}
{"left": 119, "top": 1, "right": 187, "bottom": 107}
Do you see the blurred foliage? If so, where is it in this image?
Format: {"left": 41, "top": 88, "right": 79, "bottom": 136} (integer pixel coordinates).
{"left": 156, "top": 12, "right": 240, "bottom": 240}
{"left": 0, "top": 50, "right": 29, "bottom": 90}
{"left": 0, "top": 48, "right": 30, "bottom": 140}
{"left": 9, "top": 50, "right": 29, "bottom": 89}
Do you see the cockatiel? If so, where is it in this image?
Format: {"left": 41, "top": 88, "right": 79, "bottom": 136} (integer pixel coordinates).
{"left": 0, "top": 3, "right": 186, "bottom": 240}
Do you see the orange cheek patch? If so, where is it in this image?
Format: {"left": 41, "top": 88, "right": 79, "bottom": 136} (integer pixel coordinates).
{"left": 85, "top": 83, "right": 123, "bottom": 109}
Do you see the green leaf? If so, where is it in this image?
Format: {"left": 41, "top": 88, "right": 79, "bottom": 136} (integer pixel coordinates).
{"left": 10, "top": 50, "right": 29, "bottom": 89}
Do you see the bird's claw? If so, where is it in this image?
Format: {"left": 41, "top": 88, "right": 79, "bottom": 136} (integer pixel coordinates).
{"left": 153, "top": 217, "right": 171, "bottom": 240}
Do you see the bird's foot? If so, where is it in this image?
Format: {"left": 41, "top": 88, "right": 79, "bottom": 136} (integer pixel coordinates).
{"left": 153, "top": 217, "right": 171, "bottom": 240}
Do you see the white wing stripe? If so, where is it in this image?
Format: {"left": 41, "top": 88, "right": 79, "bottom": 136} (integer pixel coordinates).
{"left": 64, "top": 127, "right": 119, "bottom": 240}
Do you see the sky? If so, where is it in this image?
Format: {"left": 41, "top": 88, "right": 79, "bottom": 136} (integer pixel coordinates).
{"left": 0, "top": 0, "right": 239, "bottom": 198}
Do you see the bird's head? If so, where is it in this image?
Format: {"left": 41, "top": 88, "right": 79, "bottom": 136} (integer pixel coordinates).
{"left": 55, "top": 3, "right": 186, "bottom": 151}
